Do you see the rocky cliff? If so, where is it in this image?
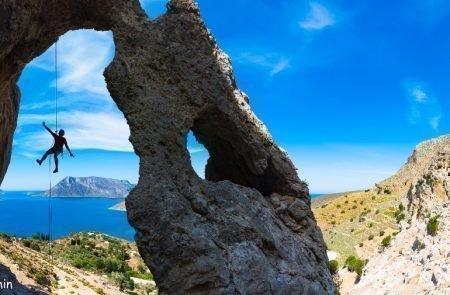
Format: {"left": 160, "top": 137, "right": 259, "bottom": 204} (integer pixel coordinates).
{"left": 346, "top": 138, "right": 450, "bottom": 294}
{"left": 376, "top": 135, "right": 450, "bottom": 194}
{"left": 42, "top": 176, "right": 134, "bottom": 198}
{"left": 0, "top": 0, "right": 335, "bottom": 293}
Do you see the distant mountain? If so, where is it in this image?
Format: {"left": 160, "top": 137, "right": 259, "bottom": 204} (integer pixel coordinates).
{"left": 41, "top": 177, "right": 135, "bottom": 198}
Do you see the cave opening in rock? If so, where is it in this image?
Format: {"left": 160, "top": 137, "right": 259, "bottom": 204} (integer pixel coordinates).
{"left": 1, "top": 29, "right": 141, "bottom": 242}
{"left": 187, "top": 131, "right": 209, "bottom": 179}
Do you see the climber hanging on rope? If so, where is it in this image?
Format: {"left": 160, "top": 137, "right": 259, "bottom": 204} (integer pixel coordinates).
{"left": 36, "top": 122, "right": 74, "bottom": 173}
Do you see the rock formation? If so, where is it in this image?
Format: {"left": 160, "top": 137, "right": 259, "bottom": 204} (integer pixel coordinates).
{"left": 376, "top": 135, "right": 450, "bottom": 194}
{"left": 346, "top": 137, "right": 450, "bottom": 295}
{"left": 0, "top": 0, "right": 336, "bottom": 293}
{"left": 41, "top": 176, "right": 134, "bottom": 198}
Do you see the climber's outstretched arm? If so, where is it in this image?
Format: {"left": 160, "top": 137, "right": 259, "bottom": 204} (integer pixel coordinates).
{"left": 65, "top": 142, "right": 75, "bottom": 157}
{"left": 42, "top": 122, "right": 57, "bottom": 137}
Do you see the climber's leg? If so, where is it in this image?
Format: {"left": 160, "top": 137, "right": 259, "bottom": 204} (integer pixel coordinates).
{"left": 37, "top": 149, "right": 53, "bottom": 165}
{"left": 53, "top": 153, "right": 59, "bottom": 173}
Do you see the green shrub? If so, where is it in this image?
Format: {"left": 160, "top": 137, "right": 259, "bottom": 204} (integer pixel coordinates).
{"left": 381, "top": 235, "right": 392, "bottom": 248}
{"left": 368, "top": 223, "right": 373, "bottom": 228}
{"left": 22, "top": 239, "right": 31, "bottom": 248}
{"left": 110, "top": 272, "right": 134, "bottom": 292}
{"left": 394, "top": 210, "right": 405, "bottom": 223}
{"left": 398, "top": 204, "right": 405, "bottom": 211}
{"left": 330, "top": 220, "right": 336, "bottom": 225}
{"left": 352, "top": 205, "right": 357, "bottom": 209}
{"left": 371, "top": 196, "right": 375, "bottom": 200}
{"left": 344, "top": 256, "right": 367, "bottom": 277}
{"left": 379, "top": 230, "right": 385, "bottom": 236}
{"left": 328, "top": 260, "right": 339, "bottom": 275}
{"left": 368, "top": 235, "right": 374, "bottom": 240}
{"left": 359, "top": 243, "right": 363, "bottom": 247}
{"left": 427, "top": 215, "right": 440, "bottom": 236}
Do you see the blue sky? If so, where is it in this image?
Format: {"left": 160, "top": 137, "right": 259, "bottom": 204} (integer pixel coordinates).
{"left": 2, "top": 0, "right": 449, "bottom": 193}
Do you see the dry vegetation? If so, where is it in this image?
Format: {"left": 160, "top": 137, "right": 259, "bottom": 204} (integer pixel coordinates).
{"left": 0, "top": 232, "right": 156, "bottom": 295}
{"left": 313, "top": 190, "right": 408, "bottom": 265}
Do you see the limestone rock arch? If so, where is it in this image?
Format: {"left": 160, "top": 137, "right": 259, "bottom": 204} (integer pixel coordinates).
{"left": 0, "top": 0, "right": 336, "bottom": 293}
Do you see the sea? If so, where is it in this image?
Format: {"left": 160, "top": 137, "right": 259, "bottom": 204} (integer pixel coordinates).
{"left": 0, "top": 191, "right": 324, "bottom": 242}
{"left": 0, "top": 191, "right": 134, "bottom": 241}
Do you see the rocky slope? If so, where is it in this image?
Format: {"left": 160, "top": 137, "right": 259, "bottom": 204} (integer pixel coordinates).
{"left": 347, "top": 147, "right": 450, "bottom": 294}
{"left": 376, "top": 135, "right": 450, "bottom": 193}
{"left": 41, "top": 176, "right": 134, "bottom": 198}
{"left": 0, "top": 0, "right": 335, "bottom": 293}
{"left": 312, "top": 135, "right": 450, "bottom": 294}
{"left": 0, "top": 232, "right": 155, "bottom": 295}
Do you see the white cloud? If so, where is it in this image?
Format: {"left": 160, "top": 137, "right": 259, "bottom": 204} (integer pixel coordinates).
{"left": 17, "top": 111, "right": 133, "bottom": 152}
{"left": 235, "top": 53, "right": 290, "bottom": 77}
{"left": 299, "top": 2, "right": 335, "bottom": 30}
{"left": 405, "top": 82, "right": 442, "bottom": 131}
{"left": 430, "top": 115, "right": 441, "bottom": 131}
{"left": 188, "top": 148, "right": 206, "bottom": 154}
{"left": 270, "top": 58, "right": 290, "bottom": 76}
{"left": 29, "top": 30, "right": 115, "bottom": 101}
{"left": 411, "top": 86, "right": 428, "bottom": 103}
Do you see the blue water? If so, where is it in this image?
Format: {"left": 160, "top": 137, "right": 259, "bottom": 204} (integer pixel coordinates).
{"left": 0, "top": 192, "right": 135, "bottom": 241}
{"left": 311, "top": 194, "right": 323, "bottom": 199}
{"left": 0, "top": 192, "right": 324, "bottom": 241}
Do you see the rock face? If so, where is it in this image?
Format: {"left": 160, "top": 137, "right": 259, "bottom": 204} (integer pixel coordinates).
{"left": 347, "top": 138, "right": 450, "bottom": 295}
{"left": 0, "top": 0, "right": 336, "bottom": 293}
{"left": 377, "top": 135, "right": 450, "bottom": 193}
{"left": 42, "top": 176, "right": 134, "bottom": 198}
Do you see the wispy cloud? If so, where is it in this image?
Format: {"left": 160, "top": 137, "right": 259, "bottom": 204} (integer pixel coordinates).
{"left": 188, "top": 148, "right": 206, "bottom": 154}
{"left": 299, "top": 2, "right": 335, "bottom": 30}
{"left": 29, "top": 30, "right": 115, "bottom": 100}
{"left": 405, "top": 82, "right": 442, "bottom": 131}
{"left": 17, "top": 112, "right": 133, "bottom": 152}
{"left": 410, "top": 86, "right": 428, "bottom": 103}
{"left": 430, "top": 115, "right": 442, "bottom": 130}
{"left": 234, "top": 53, "right": 290, "bottom": 77}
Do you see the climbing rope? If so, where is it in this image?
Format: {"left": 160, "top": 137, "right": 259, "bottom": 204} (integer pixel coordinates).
{"left": 47, "top": 39, "right": 59, "bottom": 280}
{"left": 55, "top": 38, "right": 58, "bottom": 131}
{"left": 48, "top": 154, "right": 53, "bottom": 267}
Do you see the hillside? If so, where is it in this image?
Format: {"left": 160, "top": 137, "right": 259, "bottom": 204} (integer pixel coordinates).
{"left": 312, "top": 135, "right": 450, "bottom": 293}
{"left": 376, "top": 135, "right": 450, "bottom": 193}
{"left": 0, "top": 232, "right": 156, "bottom": 294}
{"left": 41, "top": 177, "right": 135, "bottom": 198}
{"left": 348, "top": 147, "right": 450, "bottom": 294}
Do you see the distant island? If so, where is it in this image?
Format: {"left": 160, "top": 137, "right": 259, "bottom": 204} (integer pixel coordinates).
{"left": 39, "top": 176, "right": 135, "bottom": 198}
{"left": 110, "top": 200, "right": 126, "bottom": 211}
